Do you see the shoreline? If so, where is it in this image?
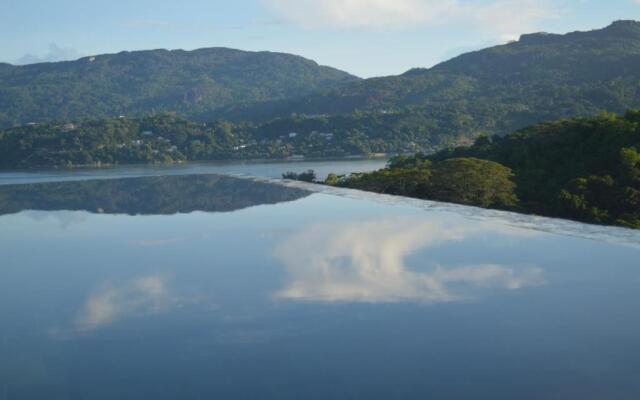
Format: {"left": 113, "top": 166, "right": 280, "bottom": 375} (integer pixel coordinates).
{"left": 0, "top": 154, "right": 391, "bottom": 173}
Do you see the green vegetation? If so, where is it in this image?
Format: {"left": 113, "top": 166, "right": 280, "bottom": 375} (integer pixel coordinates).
{"left": 231, "top": 21, "right": 640, "bottom": 147}
{"left": 3, "top": 21, "right": 640, "bottom": 168}
{"left": 282, "top": 170, "right": 316, "bottom": 182}
{"left": 335, "top": 158, "right": 518, "bottom": 209}
{"left": 0, "top": 114, "right": 403, "bottom": 169}
{"left": 3, "top": 21, "right": 640, "bottom": 152}
{"left": 0, "top": 115, "right": 250, "bottom": 168}
{"left": 0, "top": 47, "right": 358, "bottom": 128}
{"left": 332, "top": 111, "right": 640, "bottom": 229}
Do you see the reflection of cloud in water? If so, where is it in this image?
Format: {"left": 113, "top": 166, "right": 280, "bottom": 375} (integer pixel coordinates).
{"left": 22, "top": 210, "right": 88, "bottom": 229}
{"left": 129, "top": 237, "right": 190, "bottom": 247}
{"left": 75, "top": 276, "right": 172, "bottom": 331}
{"left": 275, "top": 218, "right": 544, "bottom": 303}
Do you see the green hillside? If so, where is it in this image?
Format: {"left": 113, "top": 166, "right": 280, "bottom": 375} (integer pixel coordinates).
{"left": 334, "top": 110, "right": 640, "bottom": 228}
{"left": 226, "top": 21, "right": 640, "bottom": 146}
{"left": 0, "top": 48, "right": 358, "bottom": 128}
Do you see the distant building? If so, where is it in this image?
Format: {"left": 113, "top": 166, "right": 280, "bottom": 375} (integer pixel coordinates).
{"left": 288, "top": 132, "right": 298, "bottom": 138}
{"left": 61, "top": 123, "right": 76, "bottom": 132}
{"left": 141, "top": 131, "right": 154, "bottom": 137}
{"left": 319, "top": 132, "right": 334, "bottom": 140}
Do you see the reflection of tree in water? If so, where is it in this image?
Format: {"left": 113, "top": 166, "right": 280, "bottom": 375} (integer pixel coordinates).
{"left": 0, "top": 174, "right": 310, "bottom": 215}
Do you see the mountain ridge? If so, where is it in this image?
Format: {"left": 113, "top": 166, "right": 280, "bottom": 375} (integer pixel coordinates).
{"left": 217, "top": 20, "right": 640, "bottom": 144}
{"left": 0, "top": 47, "right": 359, "bottom": 128}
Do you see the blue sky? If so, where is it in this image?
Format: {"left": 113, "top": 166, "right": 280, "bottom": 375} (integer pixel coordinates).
{"left": 1, "top": 0, "right": 639, "bottom": 77}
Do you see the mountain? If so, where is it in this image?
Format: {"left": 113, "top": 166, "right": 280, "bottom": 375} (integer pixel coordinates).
{"left": 225, "top": 20, "right": 640, "bottom": 144}
{"left": 0, "top": 174, "right": 310, "bottom": 215}
{"left": 3, "top": 20, "right": 640, "bottom": 166}
{"left": 0, "top": 48, "right": 359, "bottom": 128}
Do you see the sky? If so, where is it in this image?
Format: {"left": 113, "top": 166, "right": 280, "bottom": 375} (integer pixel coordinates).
{"left": 1, "top": 0, "right": 639, "bottom": 77}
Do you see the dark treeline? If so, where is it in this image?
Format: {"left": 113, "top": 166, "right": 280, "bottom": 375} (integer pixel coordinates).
{"left": 0, "top": 113, "right": 437, "bottom": 169}
{"left": 330, "top": 111, "right": 640, "bottom": 229}
{"left": 0, "top": 115, "right": 250, "bottom": 168}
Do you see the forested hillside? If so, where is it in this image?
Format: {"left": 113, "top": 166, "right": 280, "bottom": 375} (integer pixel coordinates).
{"left": 333, "top": 110, "right": 640, "bottom": 228}
{"left": 3, "top": 21, "right": 640, "bottom": 173}
{"left": 0, "top": 48, "right": 358, "bottom": 128}
{"left": 226, "top": 21, "right": 640, "bottom": 144}
{"left": 0, "top": 114, "right": 396, "bottom": 168}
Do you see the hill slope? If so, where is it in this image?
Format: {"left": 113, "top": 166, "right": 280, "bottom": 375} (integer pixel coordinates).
{"left": 227, "top": 20, "right": 640, "bottom": 145}
{"left": 335, "top": 110, "right": 640, "bottom": 228}
{"left": 0, "top": 48, "right": 359, "bottom": 128}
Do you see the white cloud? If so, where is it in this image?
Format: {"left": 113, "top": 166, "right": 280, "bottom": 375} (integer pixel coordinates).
{"left": 75, "top": 275, "right": 172, "bottom": 331}
{"left": 263, "top": 0, "right": 449, "bottom": 28}
{"left": 23, "top": 210, "right": 88, "bottom": 229}
{"left": 467, "top": 0, "right": 557, "bottom": 41}
{"left": 262, "top": 0, "right": 557, "bottom": 41}
{"left": 129, "top": 237, "right": 190, "bottom": 247}
{"left": 16, "top": 43, "right": 83, "bottom": 65}
{"left": 274, "top": 218, "right": 544, "bottom": 303}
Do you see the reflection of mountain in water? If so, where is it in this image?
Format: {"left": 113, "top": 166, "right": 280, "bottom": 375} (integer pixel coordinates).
{"left": 0, "top": 174, "right": 310, "bottom": 215}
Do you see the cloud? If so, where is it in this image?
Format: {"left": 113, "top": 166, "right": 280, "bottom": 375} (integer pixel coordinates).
{"left": 129, "top": 237, "right": 190, "bottom": 247}
{"left": 16, "top": 43, "right": 83, "bottom": 65}
{"left": 75, "top": 275, "right": 172, "bottom": 331}
{"left": 467, "top": 0, "right": 557, "bottom": 41}
{"left": 274, "top": 218, "right": 544, "bottom": 303}
{"left": 121, "top": 19, "right": 177, "bottom": 29}
{"left": 261, "top": 0, "right": 558, "bottom": 41}
{"left": 23, "top": 210, "right": 88, "bottom": 229}
{"left": 263, "top": 0, "right": 447, "bottom": 28}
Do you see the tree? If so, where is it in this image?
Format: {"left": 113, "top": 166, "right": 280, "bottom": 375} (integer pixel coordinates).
{"left": 428, "top": 158, "right": 519, "bottom": 208}
{"left": 324, "top": 173, "right": 339, "bottom": 185}
{"left": 282, "top": 170, "right": 316, "bottom": 182}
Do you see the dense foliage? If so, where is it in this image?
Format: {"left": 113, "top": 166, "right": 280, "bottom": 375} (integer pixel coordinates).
{"left": 0, "top": 115, "right": 251, "bottom": 168}
{"left": 0, "top": 48, "right": 358, "bottom": 128}
{"left": 3, "top": 21, "right": 640, "bottom": 166}
{"left": 282, "top": 170, "right": 316, "bottom": 182}
{"left": 3, "top": 21, "right": 640, "bottom": 153}
{"left": 335, "top": 158, "right": 518, "bottom": 209}
{"left": 0, "top": 114, "right": 406, "bottom": 168}
{"left": 228, "top": 21, "right": 640, "bottom": 146}
{"left": 335, "top": 111, "right": 640, "bottom": 228}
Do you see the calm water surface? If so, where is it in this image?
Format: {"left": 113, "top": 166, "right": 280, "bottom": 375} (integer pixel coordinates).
{"left": 0, "top": 159, "right": 387, "bottom": 186}
{"left": 1, "top": 174, "right": 640, "bottom": 399}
